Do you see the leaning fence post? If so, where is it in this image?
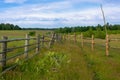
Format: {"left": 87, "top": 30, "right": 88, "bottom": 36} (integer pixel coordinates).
{"left": 1, "top": 36, "right": 8, "bottom": 71}
{"left": 106, "top": 34, "right": 109, "bottom": 56}
{"left": 81, "top": 33, "right": 84, "bottom": 48}
{"left": 24, "top": 34, "right": 29, "bottom": 59}
{"left": 91, "top": 35, "right": 95, "bottom": 51}
{"left": 49, "top": 33, "right": 55, "bottom": 48}
{"left": 36, "top": 34, "right": 40, "bottom": 54}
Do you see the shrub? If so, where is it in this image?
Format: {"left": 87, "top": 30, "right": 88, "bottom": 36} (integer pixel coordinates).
{"left": 35, "top": 51, "right": 70, "bottom": 74}
{"left": 16, "top": 51, "right": 70, "bottom": 75}
{"left": 28, "top": 31, "right": 36, "bottom": 36}
{"left": 95, "top": 31, "right": 106, "bottom": 39}
{"left": 83, "top": 28, "right": 94, "bottom": 37}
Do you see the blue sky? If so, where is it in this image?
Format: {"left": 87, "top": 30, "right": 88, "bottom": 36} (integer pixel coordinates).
{"left": 0, "top": 0, "right": 120, "bottom": 28}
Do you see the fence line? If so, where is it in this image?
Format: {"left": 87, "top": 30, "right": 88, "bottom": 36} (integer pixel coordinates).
{"left": 64, "top": 33, "right": 120, "bottom": 56}
{"left": 0, "top": 33, "right": 61, "bottom": 73}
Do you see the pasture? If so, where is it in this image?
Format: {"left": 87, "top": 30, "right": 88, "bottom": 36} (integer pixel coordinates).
{"left": 0, "top": 30, "right": 120, "bottom": 80}
{"left": 0, "top": 30, "right": 52, "bottom": 38}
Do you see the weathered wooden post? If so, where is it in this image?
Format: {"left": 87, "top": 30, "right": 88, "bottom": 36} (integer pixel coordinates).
{"left": 55, "top": 33, "right": 58, "bottom": 42}
{"left": 36, "top": 34, "right": 40, "bottom": 54}
{"left": 91, "top": 35, "right": 95, "bottom": 51}
{"left": 49, "top": 33, "right": 55, "bottom": 48}
{"left": 1, "top": 36, "right": 8, "bottom": 71}
{"left": 81, "top": 33, "right": 84, "bottom": 48}
{"left": 24, "top": 34, "right": 29, "bottom": 59}
{"left": 106, "top": 34, "right": 109, "bottom": 56}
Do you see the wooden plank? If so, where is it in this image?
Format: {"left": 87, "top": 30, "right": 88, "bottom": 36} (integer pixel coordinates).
{"left": 106, "top": 34, "right": 109, "bottom": 56}
{"left": 36, "top": 34, "right": 40, "bottom": 54}
{"left": 91, "top": 35, "right": 95, "bottom": 51}
{"left": 0, "top": 36, "right": 8, "bottom": 71}
{"left": 49, "top": 33, "right": 55, "bottom": 48}
{"left": 24, "top": 34, "right": 29, "bottom": 59}
{"left": 81, "top": 33, "right": 84, "bottom": 48}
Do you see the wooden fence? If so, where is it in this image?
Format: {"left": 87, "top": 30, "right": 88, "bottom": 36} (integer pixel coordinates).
{"left": 64, "top": 33, "right": 120, "bottom": 56}
{"left": 0, "top": 33, "right": 61, "bottom": 73}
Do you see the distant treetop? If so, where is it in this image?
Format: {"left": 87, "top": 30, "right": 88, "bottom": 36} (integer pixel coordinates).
{"left": 0, "top": 23, "right": 21, "bottom": 30}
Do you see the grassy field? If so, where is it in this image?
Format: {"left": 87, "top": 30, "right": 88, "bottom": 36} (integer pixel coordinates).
{"left": 0, "top": 30, "right": 52, "bottom": 38}
{"left": 0, "top": 31, "right": 120, "bottom": 80}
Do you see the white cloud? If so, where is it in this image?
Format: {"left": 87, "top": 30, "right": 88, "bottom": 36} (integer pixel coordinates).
{"left": 0, "top": 0, "right": 120, "bottom": 28}
{"left": 4, "top": 0, "right": 27, "bottom": 3}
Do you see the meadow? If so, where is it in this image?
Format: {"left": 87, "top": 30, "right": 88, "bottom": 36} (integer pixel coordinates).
{"left": 0, "top": 30, "right": 120, "bottom": 80}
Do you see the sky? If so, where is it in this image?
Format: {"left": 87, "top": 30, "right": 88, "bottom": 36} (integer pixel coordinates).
{"left": 0, "top": 0, "right": 120, "bottom": 28}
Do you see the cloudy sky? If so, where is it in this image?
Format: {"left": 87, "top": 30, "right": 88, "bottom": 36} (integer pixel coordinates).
{"left": 0, "top": 0, "right": 120, "bottom": 28}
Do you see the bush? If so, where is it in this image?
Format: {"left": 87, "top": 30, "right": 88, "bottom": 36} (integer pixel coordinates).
{"left": 35, "top": 51, "right": 70, "bottom": 74}
{"left": 28, "top": 31, "right": 36, "bottom": 36}
{"left": 16, "top": 51, "right": 70, "bottom": 75}
{"left": 95, "top": 31, "right": 106, "bottom": 39}
{"left": 83, "top": 29, "right": 94, "bottom": 37}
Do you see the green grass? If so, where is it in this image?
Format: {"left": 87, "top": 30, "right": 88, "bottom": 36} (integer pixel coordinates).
{"left": 0, "top": 41, "right": 94, "bottom": 80}
{"left": 79, "top": 43, "right": 120, "bottom": 80}
{"left": 0, "top": 32, "right": 120, "bottom": 80}
{"left": 0, "top": 30, "right": 52, "bottom": 38}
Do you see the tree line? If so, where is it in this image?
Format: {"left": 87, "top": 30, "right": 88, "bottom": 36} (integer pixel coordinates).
{"left": 55, "top": 23, "right": 120, "bottom": 33}
{"left": 0, "top": 23, "right": 21, "bottom": 30}
{"left": 0, "top": 23, "right": 55, "bottom": 30}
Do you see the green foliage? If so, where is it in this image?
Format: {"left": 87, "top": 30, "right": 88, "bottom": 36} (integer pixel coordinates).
{"left": 95, "top": 31, "right": 106, "bottom": 39}
{"left": 82, "top": 43, "right": 120, "bottom": 80}
{"left": 83, "top": 27, "right": 94, "bottom": 37}
{"left": 95, "top": 27, "right": 106, "bottom": 39}
{"left": 35, "top": 51, "right": 70, "bottom": 74}
{"left": 28, "top": 31, "right": 36, "bottom": 36}
{"left": 0, "top": 36, "right": 120, "bottom": 80}
{"left": 16, "top": 51, "right": 70, "bottom": 75}
{"left": 0, "top": 23, "right": 21, "bottom": 30}
{"left": 82, "top": 27, "right": 106, "bottom": 39}
{"left": 55, "top": 24, "right": 120, "bottom": 36}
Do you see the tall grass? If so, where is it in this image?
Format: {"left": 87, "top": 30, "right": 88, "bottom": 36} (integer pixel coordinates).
{"left": 0, "top": 32, "right": 120, "bottom": 80}
{"left": 0, "top": 41, "right": 93, "bottom": 80}
{"left": 79, "top": 42, "right": 120, "bottom": 80}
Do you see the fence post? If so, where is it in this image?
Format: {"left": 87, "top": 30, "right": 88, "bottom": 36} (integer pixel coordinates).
{"left": 81, "top": 33, "right": 84, "bottom": 48}
{"left": 91, "top": 35, "right": 95, "bottom": 51}
{"left": 106, "top": 34, "right": 109, "bottom": 56}
{"left": 24, "top": 34, "right": 29, "bottom": 59}
{"left": 49, "top": 33, "right": 55, "bottom": 48}
{"left": 36, "top": 34, "right": 40, "bottom": 54}
{"left": 1, "top": 36, "right": 8, "bottom": 71}
{"left": 55, "top": 33, "right": 58, "bottom": 42}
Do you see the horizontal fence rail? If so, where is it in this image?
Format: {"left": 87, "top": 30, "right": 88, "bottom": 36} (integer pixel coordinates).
{"left": 0, "top": 33, "right": 62, "bottom": 74}
{"left": 64, "top": 33, "right": 120, "bottom": 56}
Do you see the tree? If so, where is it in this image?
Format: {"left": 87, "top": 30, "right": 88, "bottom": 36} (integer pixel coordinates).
{"left": 0, "top": 23, "right": 21, "bottom": 30}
